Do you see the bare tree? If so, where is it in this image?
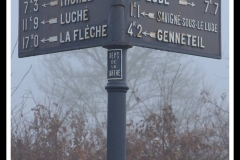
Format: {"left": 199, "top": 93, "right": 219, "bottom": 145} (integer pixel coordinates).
{"left": 34, "top": 46, "right": 219, "bottom": 126}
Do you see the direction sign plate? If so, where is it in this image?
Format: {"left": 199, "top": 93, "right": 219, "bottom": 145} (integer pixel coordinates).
{"left": 124, "top": 0, "right": 221, "bottom": 59}
{"left": 18, "top": 0, "right": 110, "bottom": 58}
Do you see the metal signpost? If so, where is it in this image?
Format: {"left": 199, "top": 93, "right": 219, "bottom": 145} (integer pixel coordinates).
{"left": 19, "top": 0, "right": 221, "bottom": 159}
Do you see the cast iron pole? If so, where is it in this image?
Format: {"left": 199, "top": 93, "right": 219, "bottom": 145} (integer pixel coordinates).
{"left": 105, "top": 48, "right": 129, "bottom": 160}
{"left": 104, "top": 0, "right": 132, "bottom": 159}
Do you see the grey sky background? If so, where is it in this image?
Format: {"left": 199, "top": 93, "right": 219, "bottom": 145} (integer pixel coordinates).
{"left": 8, "top": 0, "right": 233, "bottom": 159}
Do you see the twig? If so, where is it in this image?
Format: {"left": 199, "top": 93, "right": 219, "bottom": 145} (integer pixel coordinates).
{"left": 11, "top": 65, "right": 32, "bottom": 96}
{"left": 11, "top": 37, "right": 18, "bottom": 58}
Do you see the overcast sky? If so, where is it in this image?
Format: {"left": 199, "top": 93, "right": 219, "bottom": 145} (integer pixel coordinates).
{"left": 7, "top": 0, "right": 233, "bottom": 159}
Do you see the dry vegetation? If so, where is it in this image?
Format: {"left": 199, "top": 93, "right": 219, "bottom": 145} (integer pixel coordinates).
{"left": 11, "top": 89, "right": 228, "bottom": 160}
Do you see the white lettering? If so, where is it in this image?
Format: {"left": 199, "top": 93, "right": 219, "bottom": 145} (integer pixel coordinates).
{"left": 96, "top": 26, "right": 101, "bottom": 37}
{"left": 169, "top": 31, "right": 174, "bottom": 43}
{"left": 60, "top": 25, "right": 108, "bottom": 43}
{"left": 200, "top": 21, "right": 204, "bottom": 30}
{"left": 71, "top": 11, "right": 76, "bottom": 22}
{"left": 85, "top": 26, "right": 90, "bottom": 39}
{"left": 163, "top": 30, "right": 168, "bottom": 42}
{"left": 146, "top": 0, "right": 169, "bottom": 5}
{"left": 60, "top": 32, "right": 64, "bottom": 43}
{"left": 200, "top": 37, "right": 205, "bottom": 48}
{"left": 157, "top": 30, "right": 163, "bottom": 41}
{"left": 74, "top": 29, "right": 78, "bottom": 41}
{"left": 65, "top": 31, "right": 71, "bottom": 42}
{"left": 175, "top": 32, "right": 180, "bottom": 44}
{"left": 186, "top": 34, "right": 191, "bottom": 46}
{"left": 60, "top": 9, "right": 89, "bottom": 25}
{"left": 60, "top": 14, "right": 65, "bottom": 24}
{"left": 156, "top": 29, "right": 204, "bottom": 48}
{"left": 66, "top": 12, "right": 71, "bottom": 24}
{"left": 83, "top": 9, "right": 88, "bottom": 21}
{"left": 61, "top": 0, "right": 92, "bottom": 6}
{"left": 204, "top": 22, "right": 207, "bottom": 31}
{"left": 102, "top": 25, "right": 108, "bottom": 37}
{"left": 78, "top": 29, "right": 84, "bottom": 40}
{"left": 192, "top": 35, "right": 196, "bottom": 46}
{"left": 90, "top": 26, "right": 95, "bottom": 38}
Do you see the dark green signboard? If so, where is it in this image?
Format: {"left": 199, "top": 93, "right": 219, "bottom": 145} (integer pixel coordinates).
{"left": 124, "top": 0, "right": 221, "bottom": 59}
{"left": 18, "top": 0, "right": 110, "bottom": 58}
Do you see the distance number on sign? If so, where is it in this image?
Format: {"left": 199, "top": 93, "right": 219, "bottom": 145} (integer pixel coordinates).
{"left": 127, "top": 22, "right": 143, "bottom": 38}
{"left": 22, "top": 0, "right": 40, "bottom": 49}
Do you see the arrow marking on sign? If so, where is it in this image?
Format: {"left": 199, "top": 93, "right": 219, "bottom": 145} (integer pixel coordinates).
{"left": 179, "top": 0, "right": 195, "bottom": 7}
{"left": 141, "top": 12, "right": 155, "bottom": 19}
{"left": 188, "top": 2, "right": 195, "bottom": 7}
{"left": 142, "top": 31, "right": 156, "bottom": 38}
{"left": 42, "top": 0, "right": 58, "bottom": 7}
{"left": 41, "top": 36, "right": 58, "bottom": 43}
{"left": 41, "top": 18, "right": 58, "bottom": 25}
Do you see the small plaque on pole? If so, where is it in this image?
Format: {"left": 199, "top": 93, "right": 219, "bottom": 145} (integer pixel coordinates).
{"left": 107, "top": 49, "right": 122, "bottom": 80}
